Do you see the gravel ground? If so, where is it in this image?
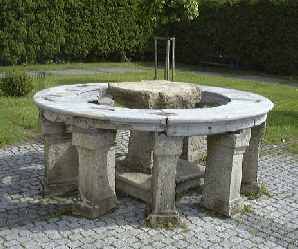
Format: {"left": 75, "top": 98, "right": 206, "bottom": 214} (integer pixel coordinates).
{"left": 0, "top": 139, "right": 297, "bottom": 249}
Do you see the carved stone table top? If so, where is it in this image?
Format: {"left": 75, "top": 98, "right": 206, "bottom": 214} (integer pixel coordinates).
{"left": 33, "top": 80, "right": 274, "bottom": 136}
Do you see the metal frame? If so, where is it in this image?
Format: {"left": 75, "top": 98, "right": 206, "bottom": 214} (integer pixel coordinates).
{"left": 154, "top": 37, "right": 175, "bottom": 81}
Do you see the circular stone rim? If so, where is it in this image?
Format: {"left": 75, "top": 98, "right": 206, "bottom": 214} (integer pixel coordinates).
{"left": 33, "top": 81, "right": 274, "bottom": 136}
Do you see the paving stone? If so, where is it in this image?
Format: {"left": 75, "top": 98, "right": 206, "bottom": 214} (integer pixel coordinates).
{"left": 0, "top": 142, "right": 297, "bottom": 249}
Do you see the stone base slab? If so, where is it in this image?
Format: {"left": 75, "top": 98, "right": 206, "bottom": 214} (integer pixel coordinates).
{"left": 200, "top": 198, "right": 243, "bottom": 217}
{"left": 116, "top": 170, "right": 151, "bottom": 202}
{"left": 43, "top": 180, "right": 78, "bottom": 197}
{"left": 116, "top": 159, "right": 205, "bottom": 203}
{"left": 72, "top": 197, "right": 118, "bottom": 219}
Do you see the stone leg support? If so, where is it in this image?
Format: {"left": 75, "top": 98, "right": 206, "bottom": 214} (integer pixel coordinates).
{"left": 202, "top": 129, "right": 251, "bottom": 217}
{"left": 181, "top": 136, "right": 207, "bottom": 163}
{"left": 127, "top": 133, "right": 207, "bottom": 174}
{"left": 126, "top": 130, "right": 155, "bottom": 174}
{"left": 241, "top": 122, "right": 266, "bottom": 194}
{"left": 147, "top": 134, "right": 183, "bottom": 226}
{"left": 41, "top": 116, "right": 78, "bottom": 196}
{"left": 72, "top": 128, "right": 117, "bottom": 218}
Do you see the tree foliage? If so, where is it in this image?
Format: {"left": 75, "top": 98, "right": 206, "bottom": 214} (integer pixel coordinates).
{"left": 172, "top": 0, "right": 298, "bottom": 74}
{"left": 146, "top": 0, "right": 200, "bottom": 24}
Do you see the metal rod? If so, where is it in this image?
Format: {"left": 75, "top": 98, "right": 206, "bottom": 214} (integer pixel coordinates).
{"left": 164, "top": 54, "right": 167, "bottom": 81}
{"left": 164, "top": 40, "right": 167, "bottom": 80}
{"left": 154, "top": 36, "right": 176, "bottom": 81}
{"left": 154, "top": 39, "right": 158, "bottom": 80}
{"left": 171, "top": 37, "right": 175, "bottom": 81}
{"left": 166, "top": 39, "right": 170, "bottom": 80}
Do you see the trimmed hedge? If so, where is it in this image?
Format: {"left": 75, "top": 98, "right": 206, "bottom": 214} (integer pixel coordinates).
{"left": 0, "top": 71, "right": 33, "bottom": 97}
{"left": 170, "top": 0, "right": 298, "bottom": 74}
{"left": 0, "top": 0, "right": 65, "bottom": 65}
{"left": 0, "top": 0, "right": 155, "bottom": 65}
{"left": 62, "top": 0, "right": 155, "bottom": 61}
{"left": 1, "top": 0, "right": 297, "bottom": 75}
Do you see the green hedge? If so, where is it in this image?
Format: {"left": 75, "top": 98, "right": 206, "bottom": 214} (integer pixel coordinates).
{"left": 0, "top": 0, "right": 65, "bottom": 65}
{"left": 171, "top": 0, "right": 298, "bottom": 74}
{"left": 0, "top": 0, "right": 155, "bottom": 65}
{"left": 1, "top": 0, "right": 298, "bottom": 75}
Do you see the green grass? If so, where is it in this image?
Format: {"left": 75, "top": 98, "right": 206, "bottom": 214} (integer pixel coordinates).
{"left": 0, "top": 62, "right": 149, "bottom": 72}
{"left": 175, "top": 71, "right": 298, "bottom": 146}
{"left": 244, "top": 183, "right": 272, "bottom": 200}
{"left": 178, "top": 63, "right": 298, "bottom": 87}
{"left": 0, "top": 62, "right": 297, "bottom": 152}
{"left": 240, "top": 204, "right": 253, "bottom": 215}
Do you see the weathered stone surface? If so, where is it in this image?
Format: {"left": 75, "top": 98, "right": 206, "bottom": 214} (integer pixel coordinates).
{"left": 116, "top": 159, "right": 204, "bottom": 203}
{"left": 126, "top": 130, "right": 155, "bottom": 174}
{"left": 116, "top": 170, "right": 152, "bottom": 202}
{"left": 112, "top": 81, "right": 200, "bottom": 174}
{"left": 107, "top": 80, "right": 201, "bottom": 109}
{"left": 97, "top": 86, "right": 115, "bottom": 106}
{"left": 34, "top": 82, "right": 274, "bottom": 136}
{"left": 175, "top": 159, "right": 205, "bottom": 194}
{"left": 241, "top": 122, "right": 266, "bottom": 194}
{"left": 147, "top": 134, "right": 183, "bottom": 226}
{"left": 201, "top": 129, "right": 251, "bottom": 217}
{"left": 41, "top": 116, "right": 78, "bottom": 196}
{"left": 33, "top": 82, "right": 274, "bottom": 223}
{"left": 181, "top": 136, "right": 207, "bottom": 163}
{"left": 72, "top": 128, "right": 117, "bottom": 218}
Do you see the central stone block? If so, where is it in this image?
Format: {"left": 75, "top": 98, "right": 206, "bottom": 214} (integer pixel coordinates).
{"left": 108, "top": 80, "right": 201, "bottom": 174}
{"left": 107, "top": 80, "right": 201, "bottom": 109}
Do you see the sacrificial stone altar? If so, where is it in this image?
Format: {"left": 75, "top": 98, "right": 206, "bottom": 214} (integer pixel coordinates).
{"left": 33, "top": 80, "right": 273, "bottom": 226}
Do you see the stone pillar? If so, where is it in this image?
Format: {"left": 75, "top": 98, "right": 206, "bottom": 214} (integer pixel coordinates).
{"left": 181, "top": 136, "right": 207, "bottom": 163}
{"left": 41, "top": 116, "right": 78, "bottom": 196}
{"left": 147, "top": 134, "right": 183, "bottom": 226}
{"left": 126, "top": 130, "right": 155, "bottom": 174}
{"left": 201, "top": 129, "right": 251, "bottom": 217}
{"left": 241, "top": 122, "right": 266, "bottom": 194}
{"left": 127, "top": 133, "right": 206, "bottom": 174}
{"left": 72, "top": 128, "right": 117, "bottom": 218}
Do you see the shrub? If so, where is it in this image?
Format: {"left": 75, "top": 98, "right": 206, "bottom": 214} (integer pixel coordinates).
{"left": 0, "top": 71, "right": 33, "bottom": 97}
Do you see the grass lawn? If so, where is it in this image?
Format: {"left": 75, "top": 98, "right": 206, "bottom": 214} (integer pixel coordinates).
{"left": 0, "top": 62, "right": 297, "bottom": 152}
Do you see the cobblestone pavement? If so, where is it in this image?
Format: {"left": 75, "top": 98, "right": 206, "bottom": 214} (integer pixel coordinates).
{"left": 0, "top": 141, "right": 297, "bottom": 249}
